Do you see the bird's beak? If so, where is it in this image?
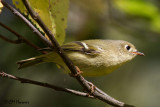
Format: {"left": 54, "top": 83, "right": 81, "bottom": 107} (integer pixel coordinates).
{"left": 132, "top": 51, "right": 145, "bottom": 56}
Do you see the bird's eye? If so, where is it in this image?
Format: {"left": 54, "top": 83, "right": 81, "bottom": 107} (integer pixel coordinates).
{"left": 125, "top": 45, "right": 131, "bottom": 51}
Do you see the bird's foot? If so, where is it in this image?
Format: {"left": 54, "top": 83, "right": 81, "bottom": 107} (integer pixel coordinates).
{"left": 87, "top": 82, "right": 96, "bottom": 94}
{"left": 69, "top": 66, "right": 83, "bottom": 77}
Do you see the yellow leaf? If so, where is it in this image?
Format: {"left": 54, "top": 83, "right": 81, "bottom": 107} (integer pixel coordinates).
{"left": 12, "top": 0, "right": 69, "bottom": 45}
{"left": 49, "top": 0, "right": 69, "bottom": 44}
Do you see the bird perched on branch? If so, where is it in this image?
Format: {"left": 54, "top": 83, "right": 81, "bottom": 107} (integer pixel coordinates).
{"left": 17, "top": 39, "right": 144, "bottom": 76}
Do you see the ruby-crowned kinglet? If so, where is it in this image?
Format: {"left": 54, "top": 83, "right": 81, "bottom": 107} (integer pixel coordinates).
{"left": 17, "top": 40, "right": 144, "bottom": 76}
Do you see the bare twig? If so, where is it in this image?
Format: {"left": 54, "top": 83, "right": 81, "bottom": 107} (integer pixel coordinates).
{"left": 0, "top": 22, "right": 41, "bottom": 50}
{"left": 0, "top": 72, "right": 94, "bottom": 98}
{"left": 0, "top": 34, "right": 21, "bottom": 44}
{"left": 1, "top": 1, "right": 53, "bottom": 49}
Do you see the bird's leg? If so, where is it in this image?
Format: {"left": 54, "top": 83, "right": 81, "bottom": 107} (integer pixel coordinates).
{"left": 87, "top": 81, "right": 96, "bottom": 94}
{"left": 69, "top": 66, "right": 95, "bottom": 94}
{"left": 75, "top": 66, "right": 83, "bottom": 76}
{"left": 69, "top": 66, "right": 83, "bottom": 77}
{"left": 82, "top": 81, "right": 96, "bottom": 96}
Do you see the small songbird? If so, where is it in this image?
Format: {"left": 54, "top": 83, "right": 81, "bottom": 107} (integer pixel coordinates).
{"left": 17, "top": 40, "right": 144, "bottom": 76}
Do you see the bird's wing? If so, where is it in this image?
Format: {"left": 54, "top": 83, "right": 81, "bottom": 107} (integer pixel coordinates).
{"left": 38, "top": 41, "right": 100, "bottom": 55}
{"left": 62, "top": 41, "right": 100, "bottom": 55}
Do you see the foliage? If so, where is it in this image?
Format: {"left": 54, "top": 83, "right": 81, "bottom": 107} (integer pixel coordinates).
{"left": 12, "top": 0, "right": 69, "bottom": 44}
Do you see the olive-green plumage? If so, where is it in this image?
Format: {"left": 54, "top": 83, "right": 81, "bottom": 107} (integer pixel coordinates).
{"left": 17, "top": 40, "right": 144, "bottom": 76}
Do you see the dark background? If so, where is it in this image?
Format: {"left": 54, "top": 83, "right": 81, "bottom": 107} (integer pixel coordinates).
{"left": 0, "top": 0, "right": 160, "bottom": 107}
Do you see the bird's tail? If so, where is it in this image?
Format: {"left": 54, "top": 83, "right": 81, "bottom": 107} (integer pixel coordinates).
{"left": 17, "top": 56, "right": 45, "bottom": 69}
{"left": 17, "top": 52, "right": 58, "bottom": 69}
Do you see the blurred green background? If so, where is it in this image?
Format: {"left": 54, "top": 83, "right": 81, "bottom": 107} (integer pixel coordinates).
{"left": 0, "top": 0, "right": 160, "bottom": 107}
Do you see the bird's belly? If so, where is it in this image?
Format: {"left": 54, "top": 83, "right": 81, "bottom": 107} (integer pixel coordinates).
{"left": 76, "top": 64, "right": 118, "bottom": 77}
{"left": 58, "top": 52, "right": 121, "bottom": 77}
{"left": 61, "top": 58, "right": 119, "bottom": 77}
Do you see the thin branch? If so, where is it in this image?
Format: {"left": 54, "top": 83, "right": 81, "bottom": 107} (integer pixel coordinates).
{"left": 0, "top": 22, "right": 41, "bottom": 50}
{"left": 1, "top": 1, "right": 53, "bottom": 49}
{"left": 0, "top": 72, "right": 94, "bottom": 98}
{"left": 0, "top": 34, "right": 21, "bottom": 44}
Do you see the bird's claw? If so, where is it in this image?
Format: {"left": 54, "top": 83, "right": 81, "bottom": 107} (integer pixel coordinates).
{"left": 69, "top": 66, "right": 83, "bottom": 77}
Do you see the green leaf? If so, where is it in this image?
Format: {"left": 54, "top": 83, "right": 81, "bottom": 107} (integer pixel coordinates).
{"left": 12, "top": 0, "right": 69, "bottom": 44}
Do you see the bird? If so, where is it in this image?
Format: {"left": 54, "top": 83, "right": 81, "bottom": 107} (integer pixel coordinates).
{"left": 17, "top": 39, "right": 144, "bottom": 77}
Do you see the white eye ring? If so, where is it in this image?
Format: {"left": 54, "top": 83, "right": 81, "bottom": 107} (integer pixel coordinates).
{"left": 125, "top": 45, "right": 132, "bottom": 51}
